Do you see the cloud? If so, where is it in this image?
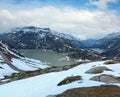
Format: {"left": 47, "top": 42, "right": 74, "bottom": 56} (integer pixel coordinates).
{"left": 89, "top": 0, "right": 118, "bottom": 10}
{"left": 0, "top": 6, "right": 120, "bottom": 40}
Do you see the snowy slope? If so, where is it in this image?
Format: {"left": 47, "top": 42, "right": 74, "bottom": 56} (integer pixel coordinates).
{"left": 0, "top": 60, "right": 120, "bottom": 97}
{"left": 0, "top": 42, "right": 48, "bottom": 79}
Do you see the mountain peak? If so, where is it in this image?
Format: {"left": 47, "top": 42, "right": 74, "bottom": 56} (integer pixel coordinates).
{"left": 10, "top": 26, "right": 51, "bottom": 34}
{"left": 0, "top": 26, "right": 85, "bottom": 51}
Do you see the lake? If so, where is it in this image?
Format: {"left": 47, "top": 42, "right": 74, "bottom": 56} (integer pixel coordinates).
{"left": 19, "top": 49, "right": 75, "bottom": 66}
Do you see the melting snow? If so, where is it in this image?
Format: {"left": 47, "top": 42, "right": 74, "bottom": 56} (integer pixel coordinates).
{"left": 0, "top": 61, "right": 120, "bottom": 97}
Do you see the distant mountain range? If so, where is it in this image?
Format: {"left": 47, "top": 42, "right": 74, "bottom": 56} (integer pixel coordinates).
{"left": 81, "top": 39, "right": 97, "bottom": 48}
{"left": 88, "top": 32, "right": 120, "bottom": 58}
{"left": 2, "top": 26, "right": 120, "bottom": 59}
{"left": 92, "top": 32, "right": 120, "bottom": 49}
{"left": 0, "top": 26, "right": 101, "bottom": 60}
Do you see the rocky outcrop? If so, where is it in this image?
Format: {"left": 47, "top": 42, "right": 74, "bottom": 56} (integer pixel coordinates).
{"left": 85, "top": 66, "right": 112, "bottom": 74}
{"left": 90, "top": 74, "right": 120, "bottom": 83}
{"left": 57, "top": 75, "right": 82, "bottom": 86}
{"left": 57, "top": 85, "right": 120, "bottom": 97}
{"left": 0, "top": 26, "right": 103, "bottom": 60}
{"left": 0, "top": 26, "right": 85, "bottom": 53}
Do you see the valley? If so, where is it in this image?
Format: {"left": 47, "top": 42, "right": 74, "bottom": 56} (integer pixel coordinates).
{"left": 0, "top": 26, "right": 120, "bottom": 97}
{"left": 0, "top": 0, "right": 120, "bottom": 96}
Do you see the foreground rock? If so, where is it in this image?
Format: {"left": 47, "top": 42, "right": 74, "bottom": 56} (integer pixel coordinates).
{"left": 57, "top": 75, "right": 82, "bottom": 86}
{"left": 90, "top": 74, "right": 120, "bottom": 83}
{"left": 57, "top": 85, "right": 120, "bottom": 97}
{"left": 85, "top": 66, "right": 112, "bottom": 74}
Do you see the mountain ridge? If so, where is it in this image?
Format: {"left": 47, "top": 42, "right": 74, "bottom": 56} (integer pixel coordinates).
{"left": 0, "top": 26, "right": 85, "bottom": 52}
{"left": 0, "top": 26, "right": 102, "bottom": 60}
{"left": 85, "top": 32, "right": 120, "bottom": 58}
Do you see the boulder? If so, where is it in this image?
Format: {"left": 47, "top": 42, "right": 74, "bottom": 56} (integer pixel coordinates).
{"left": 85, "top": 66, "right": 112, "bottom": 74}
{"left": 90, "top": 74, "right": 120, "bottom": 83}
{"left": 104, "top": 60, "right": 120, "bottom": 65}
{"left": 57, "top": 75, "right": 82, "bottom": 86}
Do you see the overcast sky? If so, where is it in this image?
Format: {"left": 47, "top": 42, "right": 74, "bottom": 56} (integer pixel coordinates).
{"left": 0, "top": 0, "right": 120, "bottom": 40}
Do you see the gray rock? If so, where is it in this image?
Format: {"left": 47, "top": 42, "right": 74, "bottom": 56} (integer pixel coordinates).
{"left": 85, "top": 66, "right": 112, "bottom": 74}
{"left": 90, "top": 74, "right": 120, "bottom": 83}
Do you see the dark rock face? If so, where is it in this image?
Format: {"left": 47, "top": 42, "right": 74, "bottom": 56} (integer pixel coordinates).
{"left": 68, "top": 50, "right": 102, "bottom": 60}
{"left": 101, "top": 46, "right": 120, "bottom": 58}
{"left": 91, "top": 32, "right": 120, "bottom": 58}
{"left": 92, "top": 32, "right": 120, "bottom": 49}
{"left": 90, "top": 74, "right": 120, "bottom": 83}
{"left": 0, "top": 26, "right": 85, "bottom": 53}
{"left": 0, "top": 26, "right": 102, "bottom": 60}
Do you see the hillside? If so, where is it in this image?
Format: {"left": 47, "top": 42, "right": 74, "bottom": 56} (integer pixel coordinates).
{"left": 92, "top": 32, "right": 120, "bottom": 49}
{"left": 0, "top": 26, "right": 85, "bottom": 53}
{"left": 0, "top": 26, "right": 102, "bottom": 60}
{"left": 91, "top": 32, "right": 120, "bottom": 58}
{"left": 0, "top": 41, "right": 48, "bottom": 80}
{"left": 0, "top": 31, "right": 120, "bottom": 97}
{"left": 81, "top": 38, "right": 97, "bottom": 48}
{"left": 1, "top": 59, "right": 120, "bottom": 97}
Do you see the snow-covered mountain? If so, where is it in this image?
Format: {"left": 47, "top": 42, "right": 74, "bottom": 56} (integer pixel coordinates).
{"left": 0, "top": 26, "right": 102, "bottom": 60}
{"left": 0, "top": 41, "right": 48, "bottom": 79}
{"left": 0, "top": 26, "right": 85, "bottom": 53}
{"left": 91, "top": 32, "right": 120, "bottom": 58}
{"left": 92, "top": 32, "right": 120, "bottom": 49}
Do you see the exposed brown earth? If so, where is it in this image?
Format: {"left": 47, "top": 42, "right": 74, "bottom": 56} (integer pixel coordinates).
{"left": 57, "top": 85, "right": 120, "bottom": 97}
{"left": 0, "top": 61, "right": 87, "bottom": 84}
